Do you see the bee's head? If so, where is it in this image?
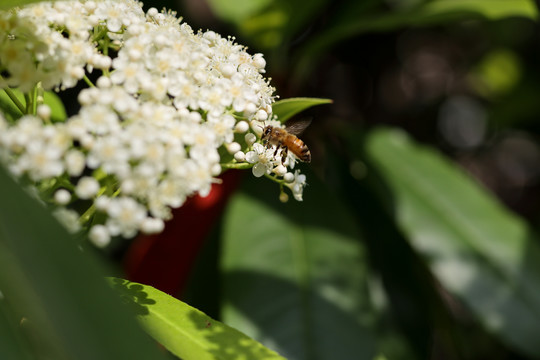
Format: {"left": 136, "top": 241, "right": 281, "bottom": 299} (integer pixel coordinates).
{"left": 261, "top": 125, "right": 272, "bottom": 139}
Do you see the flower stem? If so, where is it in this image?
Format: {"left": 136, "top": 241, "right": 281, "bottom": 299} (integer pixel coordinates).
{"left": 24, "top": 91, "right": 33, "bottom": 114}
{"left": 264, "top": 173, "right": 284, "bottom": 184}
{"left": 83, "top": 75, "right": 95, "bottom": 87}
{"left": 78, "top": 187, "right": 120, "bottom": 226}
{"left": 221, "top": 162, "right": 252, "bottom": 170}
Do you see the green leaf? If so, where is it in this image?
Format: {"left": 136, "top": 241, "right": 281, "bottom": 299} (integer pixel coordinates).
{"left": 0, "top": 301, "right": 33, "bottom": 360}
{"left": 0, "top": 165, "right": 169, "bottom": 360}
{"left": 0, "top": 88, "right": 66, "bottom": 122}
{"left": 43, "top": 90, "right": 67, "bottom": 122}
{"left": 0, "top": 0, "right": 54, "bottom": 10}
{"left": 272, "top": 97, "right": 332, "bottom": 123}
{"left": 364, "top": 127, "right": 540, "bottom": 357}
{"left": 109, "top": 278, "right": 286, "bottom": 360}
{"left": 221, "top": 173, "right": 376, "bottom": 360}
{"left": 205, "top": 0, "right": 273, "bottom": 22}
{"left": 421, "top": 0, "right": 537, "bottom": 20}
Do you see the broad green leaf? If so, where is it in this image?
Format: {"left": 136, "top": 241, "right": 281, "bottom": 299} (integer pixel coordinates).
{"left": 422, "top": 0, "right": 537, "bottom": 20}
{"left": 43, "top": 90, "right": 67, "bottom": 122}
{"left": 0, "top": 301, "right": 33, "bottom": 360}
{"left": 0, "top": 0, "right": 54, "bottom": 10}
{"left": 205, "top": 0, "right": 272, "bottom": 22}
{"left": 0, "top": 89, "right": 24, "bottom": 122}
{"left": 272, "top": 97, "right": 332, "bottom": 123}
{"left": 221, "top": 173, "right": 376, "bottom": 360}
{"left": 109, "top": 278, "right": 285, "bottom": 360}
{"left": 364, "top": 127, "right": 540, "bottom": 357}
{"left": 0, "top": 165, "right": 168, "bottom": 360}
{"left": 296, "top": 0, "right": 537, "bottom": 80}
{"left": 0, "top": 88, "right": 67, "bottom": 122}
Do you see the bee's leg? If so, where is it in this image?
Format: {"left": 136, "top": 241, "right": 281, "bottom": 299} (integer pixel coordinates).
{"left": 281, "top": 146, "right": 288, "bottom": 164}
{"left": 273, "top": 145, "right": 280, "bottom": 157}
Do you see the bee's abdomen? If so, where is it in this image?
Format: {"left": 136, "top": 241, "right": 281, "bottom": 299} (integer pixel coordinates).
{"left": 298, "top": 147, "right": 311, "bottom": 162}
{"left": 291, "top": 138, "right": 311, "bottom": 163}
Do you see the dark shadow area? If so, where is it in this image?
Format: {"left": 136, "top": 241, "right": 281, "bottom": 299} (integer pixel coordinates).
{"left": 237, "top": 164, "right": 364, "bottom": 243}
{"left": 110, "top": 278, "right": 156, "bottom": 316}
{"left": 221, "top": 270, "right": 375, "bottom": 360}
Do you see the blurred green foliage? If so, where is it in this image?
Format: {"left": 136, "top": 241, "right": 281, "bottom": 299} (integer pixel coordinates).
{"left": 0, "top": 165, "right": 170, "bottom": 360}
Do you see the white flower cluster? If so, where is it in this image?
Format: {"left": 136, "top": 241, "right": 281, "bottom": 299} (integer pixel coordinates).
{"left": 0, "top": 0, "right": 307, "bottom": 247}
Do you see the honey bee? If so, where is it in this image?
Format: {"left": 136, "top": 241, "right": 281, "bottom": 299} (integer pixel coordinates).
{"left": 261, "top": 118, "right": 311, "bottom": 164}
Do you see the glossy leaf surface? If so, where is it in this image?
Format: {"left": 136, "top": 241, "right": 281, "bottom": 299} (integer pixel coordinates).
{"left": 221, "top": 173, "right": 376, "bottom": 360}
{"left": 110, "top": 278, "right": 286, "bottom": 360}
{"left": 364, "top": 127, "right": 540, "bottom": 357}
{"left": 272, "top": 97, "right": 332, "bottom": 123}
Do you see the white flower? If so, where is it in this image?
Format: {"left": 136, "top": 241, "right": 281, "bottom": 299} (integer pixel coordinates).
{"left": 226, "top": 142, "right": 241, "bottom": 154}
{"left": 75, "top": 176, "right": 100, "bottom": 199}
{"left": 18, "top": 142, "right": 64, "bottom": 181}
{"left": 94, "top": 196, "right": 111, "bottom": 211}
{"left": 245, "top": 132, "right": 257, "bottom": 146}
{"left": 256, "top": 109, "right": 268, "bottom": 121}
{"left": 140, "top": 217, "right": 165, "bottom": 234}
{"left": 87, "top": 136, "right": 130, "bottom": 175}
{"left": 273, "top": 164, "right": 287, "bottom": 176}
{"left": 54, "top": 189, "right": 72, "bottom": 205}
{"left": 88, "top": 224, "right": 111, "bottom": 248}
{"left": 246, "top": 143, "right": 276, "bottom": 177}
{"left": 284, "top": 172, "right": 295, "bottom": 183}
{"left": 209, "top": 114, "right": 235, "bottom": 144}
{"left": 286, "top": 170, "right": 307, "bottom": 201}
{"left": 234, "top": 151, "right": 245, "bottom": 162}
{"left": 110, "top": 58, "right": 146, "bottom": 94}
{"left": 235, "top": 121, "right": 249, "bottom": 133}
{"left": 65, "top": 149, "right": 86, "bottom": 176}
{"left": 105, "top": 197, "right": 147, "bottom": 238}
{"left": 77, "top": 104, "right": 120, "bottom": 135}
{"left": 37, "top": 104, "right": 51, "bottom": 121}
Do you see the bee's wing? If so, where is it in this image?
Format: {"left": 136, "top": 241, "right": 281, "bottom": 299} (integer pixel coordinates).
{"left": 284, "top": 118, "right": 312, "bottom": 136}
